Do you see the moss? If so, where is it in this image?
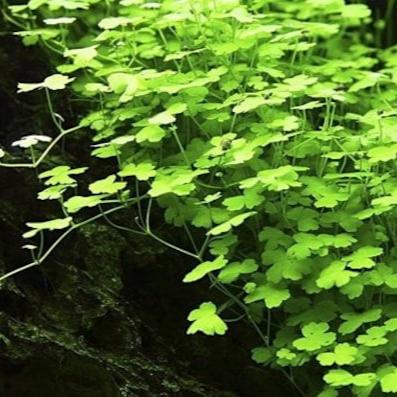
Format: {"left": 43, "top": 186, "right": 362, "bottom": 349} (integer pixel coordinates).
{"left": 0, "top": 220, "right": 221, "bottom": 396}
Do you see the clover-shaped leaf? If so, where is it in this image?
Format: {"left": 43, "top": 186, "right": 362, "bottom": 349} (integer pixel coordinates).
{"left": 384, "top": 318, "right": 397, "bottom": 332}
{"left": 209, "top": 233, "right": 237, "bottom": 256}
{"left": 245, "top": 283, "right": 290, "bottom": 308}
{"left": 23, "top": 217, "right": 72, "bottom": 238}
{"left": 344, "top": 246, "right": 383, "bottom": 269}
{"left": 324, "top": 369, "right": 375, "bottom": 387}
{"left": 107, "top": 73, "right": 140, "bottom": 103}
{"left": 286, "top": 207, "right": 319, "bottom": 231}
{"left": 149, "top": 169, "right": 206, "bottom": 197}
{"left": 183, "top": 256, "right": 227, "bottom": 283}
{"left": 136, "top": 125, "right": 166, "bottom": 143}
{"left": 380, "top": 367, "right": 397, "bottom": 393}
{"left": 233, "top": 96, "right": 266, "bottom": 114}
{"left": 251, "top": 347, "right": 272, "bottom": 364}
{"left": 187, "top": 302, "right": 228, "bottom": 336}
{"left": 338, "top": 309, "right": 382, "bottom": 335}
{"left": 37, "top": 185, "right": 68, "bottom": 201}
{"left": 316, "top": 261, "right": 357, "bottom": 289}
{"left": 324, "top": 369, "right": 354, "bottom": 387}
{"left": 286, "top": 300, "right": 338, "bottom": 326}
{"left": 64, "top": 45, "right": 98, "bottom": 65}
{"left": 317, "top": 343, "right": 358, "bottom": 366}
{"left": 89, "top": 175, "right": 127, "bottom": 194}
{"left": 288, "top": 232, "right": 324, "bottom": 259}
{"left": 148, "top": 111, "right": 176, "bottom": 125}
{"left": 63, "top": 195, "right": 105, "bottom": 213}
{"left": 258, "top": 166, "right": 302, "bottom": 191}
{"left": 276, "top": 348, "right": 297, "bottom": 362}
{"left": 118, "top": 162, "right": 156, "bottom": 180}
{"left": 356, "top": 326, "right": 388, "bottom": 347}
{"left": 207, "top": 211, "right": 256, "bottom": 236}
{"left": 223, "top": 187, "right": 263, "bottom": 211}
{"left": 39, "top": 165, "right": 87, "bottom": 186}
{"left": 42, "top": 74, "right": 75, "bottom": 90}
{"left": 98, "top": 16, "right": 133, "bottom": 30}
{"left": 218, "top": 259, "right": 258, "bottom": 283}
{"left": 341, "top": 4, "right": 371, "bottom": 19}
{"left": 166, "top": 102, "right": 187, "bottom": 114}
{"left": 12, "top": 134, "right": 51, "bottom": 148}
{"left": 368, "top": 145, "right": 397, "bottom": 163}
{"left": 18, "top": 74, "right": 75, "bottom": 93}
{"left": 293, "top": 322, "right": 336, "bottom": 351}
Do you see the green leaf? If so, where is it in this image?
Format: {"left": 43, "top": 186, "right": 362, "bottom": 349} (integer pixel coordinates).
{"left": 356, "top": 326, "right": 388, "bottom": 347}
{"left": 209, "top": 234, "right": 237, "bottom": 256}
{"left": 148, "top": 111, "right": 176, "bottom": 125}
{"left": 37, "top": 185, "right": 68, "bottom": 200}
{"left": 18, "top": 74, "right": 75, "bottom": 92}
{"left": 341, "top": 4, "right": 371, "bottom": 19}
{"left": 118, "top": 162, "right": 156, "bottom": 180}
{"left": 64, "top": 45, "right": 98, "bottom": 65}
{"left": 39, "top": 166, "right": 87, "bottom": 185}
{"left": 149, "top": 169, "right": 206, "bottom": 197}
{"left": 233, "top": 96, "right": 266, "bottom": 114}
{"left": 12, "top": 134, "right": 51, "bottom": 148}
{"left": 245, "top": 283, "right": 290, "bottom": 308}
{"left": 218, "top": 259, "right": 258, "bottom": 283}
{"left": 338, "top": 309, "right": 382, "bottom": 335}
{"left": 276, "top": 348, "right": 297, "bottom": 362}
{"left": 43, "top": 74, "right": 75, "bottom": 90}
{"left": 136, "top": 125, "right": 166, "bottom": 143}
{"left": 380, "top": 368, "right": 397, "bottom": 393}
{"left": 207, "top": 212, "right": 256, "bottom": 236}
{"left": 324, "top": 369, "right": 355, "bottom": 387}
{"left": 317, "top": 343, "right": 358, "bottom": 366}
{"left": 293, "top": 322, "right": 336, "bottom": 352}
{"left": 183, "top": 256, "right": 227, "bottom": 283}
{"left": 324, "top": 370, "right": 375, "bottom": 387}
{"left": 344, "top": 246, "right": 383, "bottom": 270}
{"left": 24, "top": 217, "right": 72, "bottom": 238}
{"left": 349, "top": 72, "right": 381, "bottom": 93}
{"left": 257, "top": 166, "right": 302, "bottom": 191}
{"left": 384, "top": 318, "right": 397, "bottom": 332}
{"left": 317, "top": 261, "right": 357, "bottom": 289}
{"left": 89, "top": 175, "right": 127, "bottom": 194}
{"left": 63, "top": 195, "right": 105, "bottom": 213}
{"left": 251, "top": 347, "right": 272, "bottom": 364}
{"left": 98, "top": 17, "right": 133, "bottom": 30}
{"left": 187, "top": 302, "right": 228, "bottom": 336}
{"left": 167, "top": 102, "right": 187, "bottom": 114}
{"left": 368, "top": 145, "right": 397, "bottom": 163}
{"left": 223, "top": 188, "right": 263, "bottom": 211}
{"left": 107, "top": 73, "right": 139, "bottom": 102}
{"left": 317, "top": 387, "right": 338, "bottom": 397}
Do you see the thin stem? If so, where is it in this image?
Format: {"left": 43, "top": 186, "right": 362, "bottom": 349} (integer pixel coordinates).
{"left": 172, "top": 126, "right": 191, "bottom": 167}
{"left": 0, "top": 125, "right": 83, "bottom": 169}
{"left": 145, "top": 230, "right": 200, "bottom": 260}
{"left": 45, "top": 89, "right": 63, "bottom": 132}
{"left": 0, "top": 202, "right": 140, "bottom": 283}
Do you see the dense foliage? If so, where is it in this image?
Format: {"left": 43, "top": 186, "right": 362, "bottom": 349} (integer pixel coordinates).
{"left": 3, "top": 0, "right": 397, "bottom": 395}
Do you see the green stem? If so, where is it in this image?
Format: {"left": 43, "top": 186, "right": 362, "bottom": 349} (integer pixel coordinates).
{"left": 0, "top": 202, "right": 138, "bottom": 283}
